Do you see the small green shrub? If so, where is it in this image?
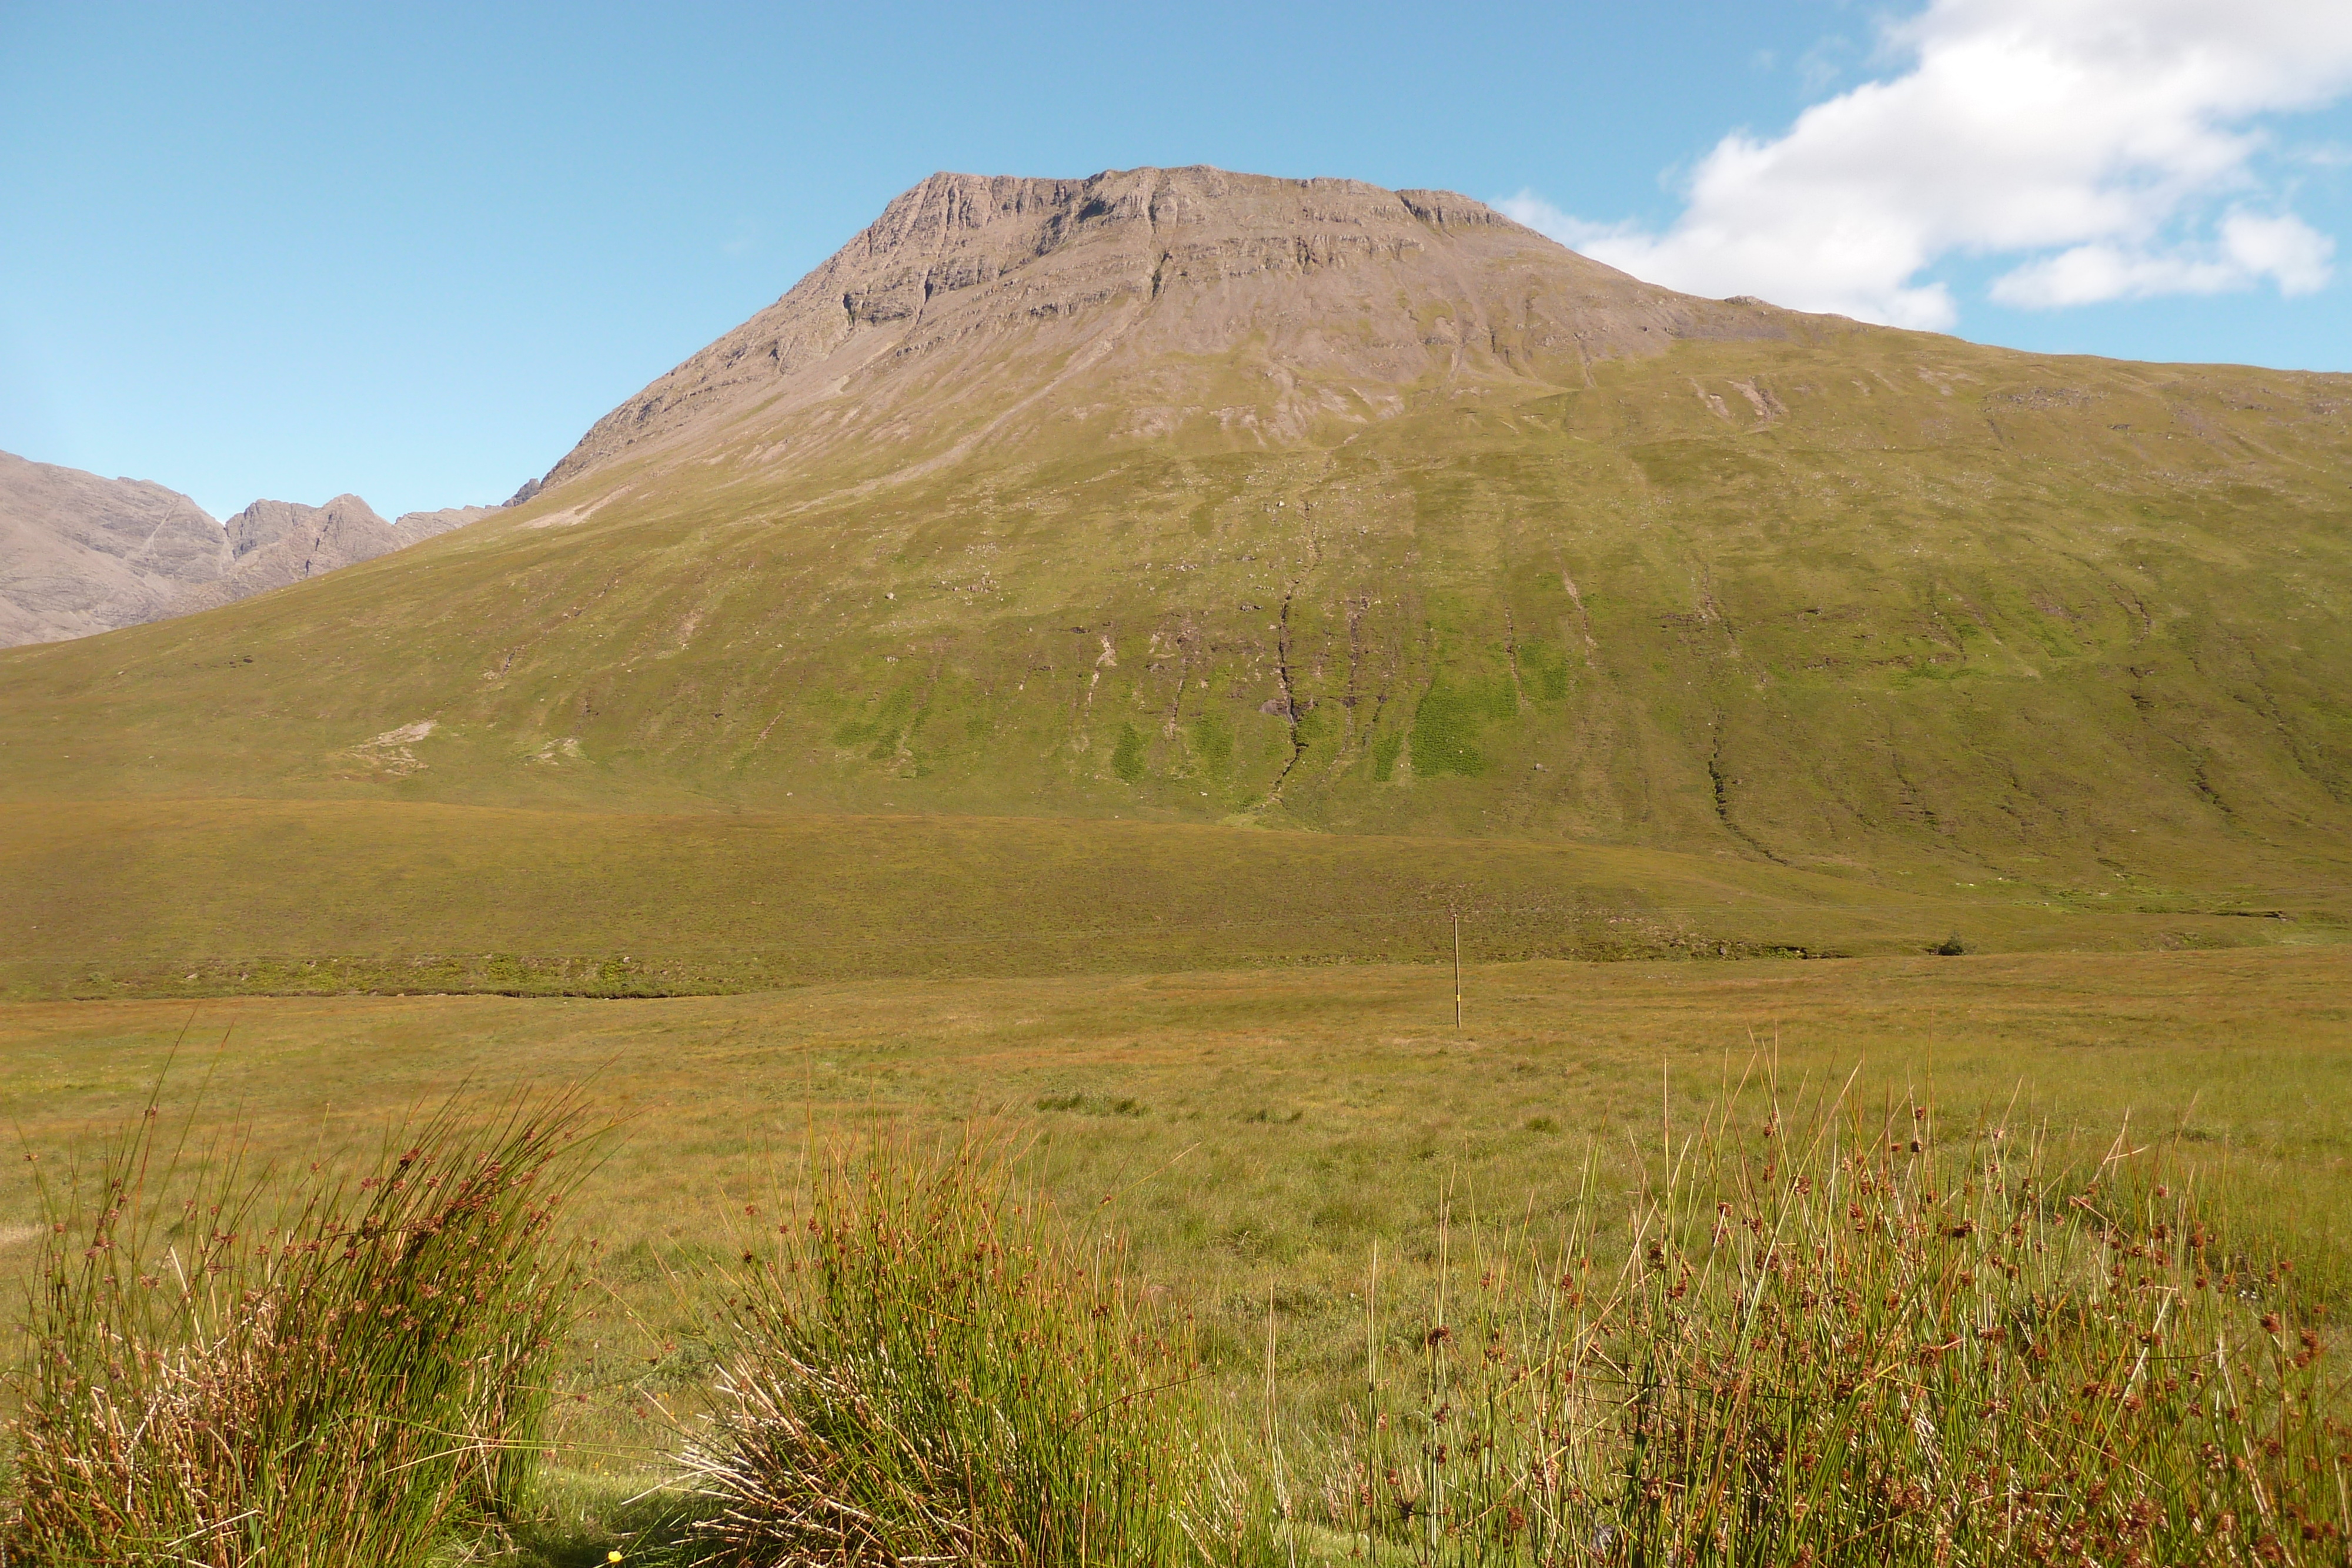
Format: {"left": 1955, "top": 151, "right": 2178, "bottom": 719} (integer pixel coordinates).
{"left": 1322, "top": 1095, "right": 2350, "bottom": 1566}
{"left": 1525, "top": 640, "right": 1572, "bottom": 702}
{"left": 1113, "top": 722, "right": 1149, "bottom": 784}
{"left": 5, "top": 1090, "right": 596, "bottom": 1566}
{"left": 1035, "top": 1092, "right": 1147, "bottom": 1117}
{"left": 1409, "top": 676, "right": 1516, "bottom": 778}
{"left": 682, "top": 1133, "right": 1203, "bottom": 1567}
{"left": 1188, "top": 714, "right": 1234, "bottom": 775}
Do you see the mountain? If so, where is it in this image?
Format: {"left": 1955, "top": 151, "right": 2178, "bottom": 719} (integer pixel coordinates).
{"left": 535, "top": 170, "right": 1780, "bottom": 493}
{"left": 0, "top": 452, "right": 228, "bottom": 645}
{"left": 0, "top": 449, "right": 495, "bottom": 646}
{"left": 162, "top": 494, "right": 496, "bottom": 617}
{"left": 2, "top": 166, "right": 2348, "bottom": 994}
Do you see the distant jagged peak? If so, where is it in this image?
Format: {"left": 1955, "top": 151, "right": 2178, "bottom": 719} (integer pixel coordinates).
{"left": 1, "top": 449, "right": 517, "bottom": 646}
{"left": 223, "top": 493, "right": 391, "bottom": 559}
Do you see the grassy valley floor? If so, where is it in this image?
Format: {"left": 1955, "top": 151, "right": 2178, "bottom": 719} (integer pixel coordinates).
{"left": 5, "top": 801, "right": 2341, "bottom": 1003}
{"left": 5, "top": 945, "right": 2347, "bottom": 1551}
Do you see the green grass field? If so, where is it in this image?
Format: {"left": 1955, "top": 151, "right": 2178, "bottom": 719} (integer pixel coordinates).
{"left": 5, "top": 801, "right": 2340, "bottom": 1004}
{"left": 8, "top": 944, "right": 2347, "bottom": 1538}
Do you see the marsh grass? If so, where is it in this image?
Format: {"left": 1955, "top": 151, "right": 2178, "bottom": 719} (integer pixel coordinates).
{"left": 681, "top": 1131, "right": 1220, "bottom": 1567}
{"left": 3, "top": 1086, "right": 597, "bottom": 1566}
{"left": 1308, "top": 1084, "right": 2350, "bottom": 1566}
{"left": 599, "top": 1090, "right": 2349, "bottom": 1567}
{"left": 4, "top": 1048, "right": 2346, "bottom": 1566}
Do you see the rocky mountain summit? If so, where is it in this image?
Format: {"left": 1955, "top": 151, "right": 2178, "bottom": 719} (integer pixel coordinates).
{"left": 0, "top": 450, "right": 496, "bottom": 647}
{"left": 537, "top": 166, "right": 1792, "bottom": 493}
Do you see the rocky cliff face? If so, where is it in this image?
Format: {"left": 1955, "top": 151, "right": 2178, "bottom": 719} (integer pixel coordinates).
{"left": 537, "top": 166, "right": 1796, "bottom": 493}
{"left": 166, "top": 495, "right": 495, "bottom": 616}
{"left": 0, "top": 450, "right": 493, "bottom": 647}
{"left": 0, "top": 452, "right": 229, "bottom": 646}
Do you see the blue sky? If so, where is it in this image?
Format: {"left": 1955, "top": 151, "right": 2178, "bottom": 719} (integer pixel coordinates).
{"left": 3, "top": 1, "right": 2348, "bottom": 519}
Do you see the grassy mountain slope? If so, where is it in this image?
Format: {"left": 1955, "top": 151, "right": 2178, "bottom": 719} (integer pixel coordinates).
{"left": 2, "top": 168, "right": 2346, "bottom": 987}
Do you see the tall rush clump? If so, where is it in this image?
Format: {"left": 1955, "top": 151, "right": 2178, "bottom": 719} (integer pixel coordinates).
{"left": 684, "top": 1132, "right": 1206, "bottom": 1567}
{"left": 5, "top": 1091, "right": 596, "bottom": 1566}
{"left": 1337, "top": 1093, "right": 2348, "bottom": 1567}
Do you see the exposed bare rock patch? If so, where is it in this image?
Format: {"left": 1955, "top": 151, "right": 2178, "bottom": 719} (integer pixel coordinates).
{"left": 345, "top": 719, "right": 439, "bottom": 777}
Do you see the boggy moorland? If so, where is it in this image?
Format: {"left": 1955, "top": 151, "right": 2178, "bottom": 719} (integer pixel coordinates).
{"left": 4, "top": 950, "right": 2348, "bottom": 1562}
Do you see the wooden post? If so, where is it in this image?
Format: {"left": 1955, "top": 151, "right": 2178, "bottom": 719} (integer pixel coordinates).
{"left": 1453, "top": 914, "right": 1462, "bottom": 1030}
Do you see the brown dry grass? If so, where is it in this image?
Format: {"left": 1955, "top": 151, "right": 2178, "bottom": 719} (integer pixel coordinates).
{"left": 2, "top": 945, "right": 2348, "bottom": 1560}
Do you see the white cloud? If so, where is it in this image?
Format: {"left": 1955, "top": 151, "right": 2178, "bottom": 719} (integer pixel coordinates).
{"left": 1503, "top": 0, "right": 2352, "bottom": 327}
{"left": 1492, "top": 193, "right": 1638, "bottom": 255}
{"left": 2220, "top": 211, "right": 2337, "bottom": 294}
{"left": 1990, "top": 212, "right": 2336, "bottom": 306}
